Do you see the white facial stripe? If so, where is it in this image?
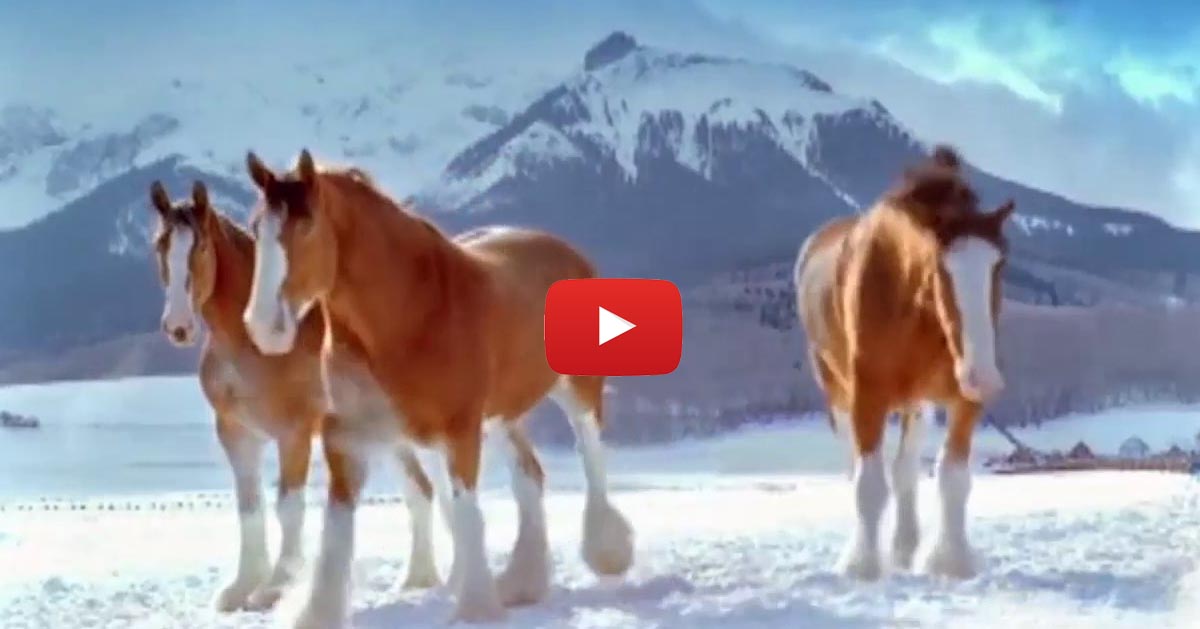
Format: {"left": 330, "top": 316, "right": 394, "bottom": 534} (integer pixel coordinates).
{"left": 162, "top": 226, "right": 195, "bottom": 329}
{"left": 942, "top": 236, "right": 1001, "bottom": 373}
{"left": 245, "top": 211, "right": 295, "bottom": 352}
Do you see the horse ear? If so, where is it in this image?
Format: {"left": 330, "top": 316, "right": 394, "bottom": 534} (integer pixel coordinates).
{"left": 297, "top": 149, "right": 316, "bottom": 186}
{"left": 246, "top": 151, "right": 273, "bottom": 190}
{"left": 191, "top": 181, "right": 211, "bottom": 219}
{"left": 931, "top": 144, "right": 961, "bottom": 171}
{"left": 149, "top": 180, "right": 171, "bottom": 216}
{"left": 991, "top": 199, "right": 1016, "bottom": 224}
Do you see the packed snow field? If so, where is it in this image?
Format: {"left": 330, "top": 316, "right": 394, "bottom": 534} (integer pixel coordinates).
{"left": 3, "top": 376, "right": 1200, "bottom": 627}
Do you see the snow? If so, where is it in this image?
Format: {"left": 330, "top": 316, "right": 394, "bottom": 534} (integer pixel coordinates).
{"left": 561, "top": 49, "right": 868, "bottom": 181}
{"left": 3, "top": 376, "right": 1200, "bottom": 626}
{"left": 3, "top": 468, "right": 1200, "bottom": 627}
{"left": 1104, "top": 223, "right": 1135, "bottom": 237}
{"left": 0, "top": 44, "right": 562, "bottom": 231}
{"left": 434, "top": 121, "right": 586, "bottom": 211}
{"left": 1013, "top": 213, "right": 1076, "bottom": 237}
{"left": 425, "top": 45, "right": 894, "bottom": 210}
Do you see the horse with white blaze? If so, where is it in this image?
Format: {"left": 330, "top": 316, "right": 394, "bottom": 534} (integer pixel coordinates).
{"left": 794, "top": 145, "right": 1015, "bottom": 580}
{"left": 147, "top": 180, "right": 445, "bottom": 612}
{"left": 240, "top": 149, "right": 634, "bottom": 627}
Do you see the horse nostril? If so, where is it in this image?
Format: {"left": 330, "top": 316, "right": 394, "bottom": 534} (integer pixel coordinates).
{"left": 171, "top": 327, "right": 189, "bottom": 343}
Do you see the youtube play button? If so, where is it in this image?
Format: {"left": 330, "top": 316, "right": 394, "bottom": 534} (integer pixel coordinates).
{"left": 598, "top": 307, "right": 636, "bottom": 345}
{"left": 545, "top": 279, "right": 682, "bottom": 377}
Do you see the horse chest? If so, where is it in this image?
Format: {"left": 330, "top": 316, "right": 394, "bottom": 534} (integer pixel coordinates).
{"left": 205, "top": 355, "right": 316, "bottom": 435}
{"left": 321, "top": 356, "right": 409, "bottom": 445}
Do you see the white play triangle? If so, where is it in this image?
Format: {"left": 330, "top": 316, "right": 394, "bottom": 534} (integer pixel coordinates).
{"left": 598, "top": 306, "right": 636, "bottom": 346}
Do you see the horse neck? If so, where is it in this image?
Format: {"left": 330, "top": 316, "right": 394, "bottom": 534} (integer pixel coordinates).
{"left": 321, "top": 178, "right": 464, "bottom": 354}
{"left": 200, "top": 214, "right": 256, "bottom": 346}
{"left": 863, "top": 207, "right": 940, "bottom": 307}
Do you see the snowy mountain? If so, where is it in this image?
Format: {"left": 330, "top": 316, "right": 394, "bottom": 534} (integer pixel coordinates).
{"left": 421, "top": 33, "right": 1200, "bottom": 289}
{"left": 0, "top": 32, "right": 1198, "bottom": 382}
{"left": 0, "top": 53, "right": 556, "bottom": 231}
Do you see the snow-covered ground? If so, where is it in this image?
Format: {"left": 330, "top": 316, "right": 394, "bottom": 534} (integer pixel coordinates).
{"left": 2, "top": 376, "right": 1200, "bottom": 627}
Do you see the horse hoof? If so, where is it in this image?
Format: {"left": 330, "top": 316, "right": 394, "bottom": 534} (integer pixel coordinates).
{"left": 213, "top": 579, "right": 259, "bottom": 612}
{"left": 920, "top": 540, "right": 980, "bottom": 579}
{"left": 582, "top": 500, "right": 634, "bottom": 576}
{"left": 837, "top": 542, "right": 883, "bottom": 581}
{"left": 244, "top": 584, "right": 286, "bottom": 611}
{"left": 453, "top": 574, "right": 506, "bottom": 623}
{"left": 290, "top": 604, "right": 348, "bottom": 629}
{"left": 401, "top": 566, "right": 442, "bottom": 590}
{"left": 495, "top": 560, "right": 551, "bottom": 607}
{"left": 451, "top": 598, "right": 507, "bottom": 624}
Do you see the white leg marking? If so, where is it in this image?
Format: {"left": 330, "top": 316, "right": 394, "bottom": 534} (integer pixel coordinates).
{"left": 552, "top": 381, "right": 634, "bottom": 576}
{"left": 942, "top": 236, "right": 1004, "bottom": 400}
{"left": 891, "top": 408, "right": 927, "bottom": 570}
{"left": 837, "top": 449, "right": 888, "bottom": 580}
{"left": 243, "top": 210, "right": 296, "bottom": 355}
{"left": 832, "top": 408, "right": 854, "bottom": 479}
{"left": 290, "top": 502, "right": 356, "bottom": 629}
{"left": 920, "top": 449, "right": 979, "bottom": 579}
{"left": 415, "top": 447, "right": 459, "bottom": 594}
{"left": 450, "top": 486, "right": 505, "bottom": 622}
{"left": 399, "top": 451, "right": 440, "bottom": 590}
{"left": 161, "top": 226, "right": 197, "bottom": 343}
{"left": 214, "top": 436, "right": 270, "bottom": 612}
{"left": 246, "top": 489, "right": 306, "bottom": 610}
{"left": 492, "top": 427, "right": 551, "bottom": 606}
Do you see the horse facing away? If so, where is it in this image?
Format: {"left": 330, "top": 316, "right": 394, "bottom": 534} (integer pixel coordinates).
{"left": 239, "top": 150, "right": 634, "bottom": 627}
{"left": 147, "top": 181, "right": 445, "bottom": 612}
{"left": 794, "top": 146, "right": 1014, "bottom": 581}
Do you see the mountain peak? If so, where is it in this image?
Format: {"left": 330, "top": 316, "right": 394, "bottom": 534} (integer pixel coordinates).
{"left": 584, "top": 31, "right": 640, "bottom": 71}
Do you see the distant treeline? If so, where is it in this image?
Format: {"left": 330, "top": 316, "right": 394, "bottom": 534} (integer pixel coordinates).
{"left": 527, "top": 299, "right": 1200, "bottom": 446}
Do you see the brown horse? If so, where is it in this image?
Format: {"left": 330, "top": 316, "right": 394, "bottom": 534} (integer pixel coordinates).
{"left": 794, "top": 146, "right": 1014, "bottom": 581}
{"left": 148, "top": 181, "right": 445, "bottom": 613}
{"left": 239, "top": 150, "right": 634, "bottom": 627}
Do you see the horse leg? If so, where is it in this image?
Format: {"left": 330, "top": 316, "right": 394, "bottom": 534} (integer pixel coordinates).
{"left": 814, "top": 353, "right": 853, "bottom": 479}
{"left": 890, "top": 405, "right": 927, "bottom": 570}
{"left": 246, "top": 427, "right": 312, "bottom": 610}
{"left": 830, "top": 407, "right": 854, "bottom": 479}
{"left": 836, "top": 386, "right": 889, "bottom": 581}
{"left": 290, "top": 417, "right": 367, "bottom": 629}
{"left": 445, "top": 420, "right": 505, "bottom": 622}
{"left": 492, "top": 423, "right": 552, "bottom": 606}
{"left": 412, "top": 446, "right": 459, "bottom": 594}
{"left": 552, "top": 375, "right": 634, "bottom": 577}
{"left": 397, "top": 443, "right": 440, "bottom": 589}
{"left": 213, "top": 414, "right": 271, "bottom": 612}
{"left": 920, "top": 399, "right": 982, "bottom": 579}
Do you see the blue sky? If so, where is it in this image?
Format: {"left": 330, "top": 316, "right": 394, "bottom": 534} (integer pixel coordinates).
{"left": 701, "top": 0, "right": 1199, "bottom": 110}
{"left": 1, "top": 0, "right": 1197, "bottom": 226}
{"left": 697, "top": 0, "right": 1200, "bottom": 226}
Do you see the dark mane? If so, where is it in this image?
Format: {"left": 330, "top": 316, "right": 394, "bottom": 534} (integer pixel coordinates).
{"left": 214, "top": 209, "right": 254, "bottom": 253}
{"left": 930, "top": 144, "right": 961, "bottom": 170}
{"left": 877, "top": 144, "right": 1012, "bottom": 249}
{"left": 317, "top": 166, "right": 450, "bottom": 240}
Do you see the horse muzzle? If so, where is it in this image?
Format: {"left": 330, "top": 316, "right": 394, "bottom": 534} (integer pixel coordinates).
{"left": 161, "top": 312, "right": 197, "bottom": 348}
{"left": 243, "top": 297, "right": 297, "bottom": 356}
